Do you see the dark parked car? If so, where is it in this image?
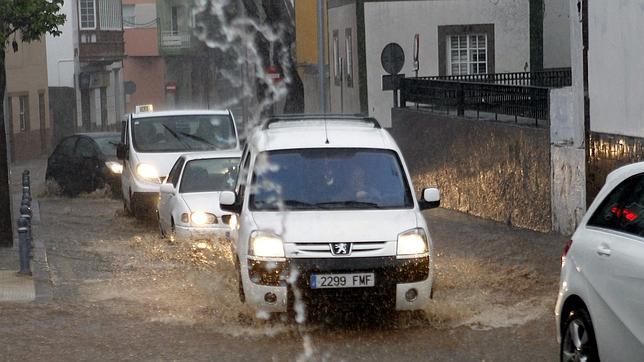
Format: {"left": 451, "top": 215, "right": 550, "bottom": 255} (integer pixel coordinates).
{"left": 46, "top": 133, "right": 123, "bottom": 196}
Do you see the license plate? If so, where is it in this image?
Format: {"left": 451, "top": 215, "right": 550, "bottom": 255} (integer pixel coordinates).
{"left": 310, "top": 273, "right": 375, "bottom": 289}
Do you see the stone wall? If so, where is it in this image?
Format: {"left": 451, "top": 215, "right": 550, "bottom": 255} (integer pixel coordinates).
{"left": 390, "top": 108, "right": 551, "bottom": 232}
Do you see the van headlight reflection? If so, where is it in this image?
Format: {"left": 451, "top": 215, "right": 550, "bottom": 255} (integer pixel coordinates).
{"left": 397, "top": 228, "right": 428, "bottom": 257}
{"left": 249, "top": 231, "right": 284, "bottom": 259}
{"left": 105, "top": 161, "right": 123, "bottom": 174}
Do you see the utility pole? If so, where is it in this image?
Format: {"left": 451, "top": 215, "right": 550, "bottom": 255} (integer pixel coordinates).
{"left": 317, "top": 0, "right": 326, "bottom": 113}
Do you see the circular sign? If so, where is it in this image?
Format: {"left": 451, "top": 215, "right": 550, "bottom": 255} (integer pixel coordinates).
{"left": 381, "top": 43, "right": 405, "bottom": 75}
{"left": 124, "top": 81, "right": 137, "bottom": 95}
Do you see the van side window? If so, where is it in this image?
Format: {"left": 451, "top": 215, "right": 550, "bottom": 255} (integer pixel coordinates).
{"left": 588, "top": 174, "right": 643, "bottom": 234}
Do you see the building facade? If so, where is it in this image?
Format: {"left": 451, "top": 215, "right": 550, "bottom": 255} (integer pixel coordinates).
{"left": 293, "top": 0, "right": 571, "bottom": 127}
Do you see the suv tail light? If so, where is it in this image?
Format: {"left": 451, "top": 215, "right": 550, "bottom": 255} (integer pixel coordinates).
{"left": 561, "top": 239, "right": 573, "bottom": 266}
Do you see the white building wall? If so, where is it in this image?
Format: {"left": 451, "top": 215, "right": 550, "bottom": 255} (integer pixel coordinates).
{"left": 364, "top": 0, "right": 530, "bottom": 127}
{"left": 588, "top": 0, "right": 644, "bottom": 138}
{"left": 46, "top": 0, "right": 76, "bottom": 87}
{"left": 328, "top": 3, "right": 361, "bottom": 114}
{"left": 543, "top": 0, "right": 571, "bottom": 69}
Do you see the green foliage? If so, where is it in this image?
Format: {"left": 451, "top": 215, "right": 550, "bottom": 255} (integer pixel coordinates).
{"left": 0, "top": 0, "right": 66, "bottom": 49}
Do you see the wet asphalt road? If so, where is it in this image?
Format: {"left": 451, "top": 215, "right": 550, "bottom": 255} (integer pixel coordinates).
{"left": 0, "top": 192, "right": 567, "bottom": 361}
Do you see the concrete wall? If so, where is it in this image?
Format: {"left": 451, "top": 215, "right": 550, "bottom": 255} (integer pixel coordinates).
{"left": 46, "top": 0, "right": 75, "bottom": 87}
{"left": 543, "top": 0, "right": 571, "bottom": 69}
{"left": 391, "top": 108, "right": 551, "bottom": 232}
{"left": 365, "top": 0, "right": 531, "bottom": 127}
{"left": 587, "top": 0, "right": 644, "bottom": 138}
{"left": 328, "top": 3, "right": 360, "bottom": 114}
{"left": 550, "top": 87, "right": 585, "bottom": 234}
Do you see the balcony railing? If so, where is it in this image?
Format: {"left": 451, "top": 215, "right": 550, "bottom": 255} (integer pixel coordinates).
{"left": 424, "top": 68, "right": 572, "bottom": 88}
{"left": 160, "top": 31, "right": 191, "bottom": 49}
{"left": 399, "top": 78, "right": 550, "bottom": 126}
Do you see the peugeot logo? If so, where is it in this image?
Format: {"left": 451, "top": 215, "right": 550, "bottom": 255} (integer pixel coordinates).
{"left": 330, "top": 242, "right": 352, "bottom": 256}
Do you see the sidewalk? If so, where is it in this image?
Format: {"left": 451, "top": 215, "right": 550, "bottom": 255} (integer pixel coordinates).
{"left": 0, "top": 157, "right": 49, "bottom": 302}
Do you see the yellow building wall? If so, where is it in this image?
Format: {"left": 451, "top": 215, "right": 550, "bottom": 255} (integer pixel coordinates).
{"left": 295, "top": 0, "right": 328, "bottom": 65}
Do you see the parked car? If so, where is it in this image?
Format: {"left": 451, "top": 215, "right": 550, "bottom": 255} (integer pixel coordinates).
{"left": 555, "top": 162, "right": 644, "bottom": 361}
{"left": 46, "top": 132, "right": 123, "bottom": 196}
{"left": 157, "top": 151, "right": 241, "bottom": 242}
{"left": 219, "top": 114, "right": 441, "bottom": 315}
{"left": 117, "top": 110, "right": 240, "bottom": 219}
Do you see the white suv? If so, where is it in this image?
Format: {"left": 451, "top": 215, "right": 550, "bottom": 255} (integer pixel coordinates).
{"left": 555, "top": 162, "right": 644, "bottom": 361}
{"left": 220, "top": 115, "right": 440, "bottom": 315}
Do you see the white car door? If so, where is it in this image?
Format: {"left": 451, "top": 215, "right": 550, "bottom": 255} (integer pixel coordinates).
{"left": 601, "top": 176, "right": 644, "bottom": 347}
{"left": 160, "top": 157, "right": 185, "bottom": 231}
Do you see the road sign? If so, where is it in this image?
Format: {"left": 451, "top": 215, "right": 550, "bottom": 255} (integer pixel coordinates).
{"left": 381, "top": 43, "right": 405, "bottom": 75}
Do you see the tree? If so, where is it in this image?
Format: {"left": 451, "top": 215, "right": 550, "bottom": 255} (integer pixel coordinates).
{"left": 0, "top": 0, "right": 65, "bottom": 247}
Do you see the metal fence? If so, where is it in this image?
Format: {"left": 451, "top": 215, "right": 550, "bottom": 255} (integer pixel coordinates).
{"left": 424, "top": 68, "right": 572, "bottom": 88}
{"left": 399, "top": 78, "right": 550, "bottom": 125}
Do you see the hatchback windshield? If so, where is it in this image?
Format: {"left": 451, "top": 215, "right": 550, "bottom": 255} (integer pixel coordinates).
{"left": 132, "top": 115, "right": 236, "bottom": 152}
{"left": 250, "top": 148, "right": 413, "bottom": 210}
{"left": 93, "top": 136, "right": 120, "bottom": 157}
{"left": 180, "top": 157, "right": 240, "bottom": 193}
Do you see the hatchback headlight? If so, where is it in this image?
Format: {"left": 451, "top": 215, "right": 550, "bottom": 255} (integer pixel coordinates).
{"left": 249, "top": 231, "right": 285, "bottom": 259}
{"left": 181, "top": 212, "right": 217, "bottom": 225}
{"left": 136, "top": 163, "right": 159, "bottom": 183}
{"left": 397, "top": 228, "right": 428, "bottom": 257}
{"left": 105, "top": 161, "right": 123, "bottom": 174}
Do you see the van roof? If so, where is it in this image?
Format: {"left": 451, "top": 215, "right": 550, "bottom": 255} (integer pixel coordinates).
{"left": 249, "top": 114, "right": 399, "bottom": 152}
{"left": 131, "top": 109, "right": 231, "bottom": 119}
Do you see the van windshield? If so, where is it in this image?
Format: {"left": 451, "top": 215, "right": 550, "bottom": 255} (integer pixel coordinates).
{"left": 250, "top": 148, "right": 414, "bottom": 211}
{"left": 132, "top": 114, "right": 237, "bottom": 152}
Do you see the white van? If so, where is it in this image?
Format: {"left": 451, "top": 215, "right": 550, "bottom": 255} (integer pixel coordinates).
{"left": 117, "top": 110, "right": 239, "bottom": 218}
{"left": 219, "top": 114, "right": 440, "bottom": 315}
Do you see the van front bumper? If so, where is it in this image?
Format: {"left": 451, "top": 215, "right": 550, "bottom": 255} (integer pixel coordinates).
{"left": 242, "top": 256, "right": 432, "bottom": 313}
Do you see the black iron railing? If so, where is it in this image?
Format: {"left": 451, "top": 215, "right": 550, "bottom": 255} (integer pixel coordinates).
{"left": 424, "top": 68, "right": 571, "bottom": 88}
{"left": 399, "top": 78, "right": 550, "bottom": 125}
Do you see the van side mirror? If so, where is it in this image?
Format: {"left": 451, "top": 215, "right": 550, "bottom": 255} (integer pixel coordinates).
{"left": 220, "top": 191, "right": 240, "bottom": 213}
{"left": 116, "top": 143, "right": 127, "bottom": 160}
{"left": 419, "top": 187, "right": 440, "bottom": 210}
{"left": 159, "top": 183, "right": 175, "bottom": 195}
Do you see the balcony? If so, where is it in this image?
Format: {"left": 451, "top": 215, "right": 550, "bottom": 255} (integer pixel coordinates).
{"left": 397, "top": 69, "right": 572, "bottom": 127}
{"left": 78, "top": 30, "right": 125, "bottom": 63}
{"left": 159, "top": 31, "right": 192, "bottom": 54}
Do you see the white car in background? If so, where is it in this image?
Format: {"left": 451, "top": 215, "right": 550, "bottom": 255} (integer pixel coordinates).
{"left": 158, "top": 151, "right": 241, "bottom": 242}
{"left": 220, "top": 114, "right": 441, "bottom": 315}
{"left": 556, "top": 162, "right": 644, "bottom": 361}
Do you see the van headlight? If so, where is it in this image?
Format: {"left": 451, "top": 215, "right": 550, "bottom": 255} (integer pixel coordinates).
{"left": 136, "top": 163, "right": 159, "bottom": 183}
{"left": 397, "top": 228, "right": 428, "bottom": 257}
{"left": 249, "top": 231, "right": 285, "bottom": 259}
{"left": 105, "top": 161, "right": 123, "bottom": 174}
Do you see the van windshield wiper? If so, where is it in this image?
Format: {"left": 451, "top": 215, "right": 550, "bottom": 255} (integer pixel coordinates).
{"left": 178, "top": 132, "right": 216, "bottom": 147}
{"left": 281, "top": 199, "right": 318, "bottom": 209}
{"left": 161, "top": 124, "right": 192, "bottom": 150}
{"left": 315, "top": 201, "right": 381, "bottom": 209}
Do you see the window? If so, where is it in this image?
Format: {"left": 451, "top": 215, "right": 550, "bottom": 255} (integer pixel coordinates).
{"left": 588, "top": 174, "right": 644, "bottom": 236}
{"left": 19, "top": 95, "right": 29, "bottom": 132}
{"left": 333, "top": 30, "right": 340, "bottom": 86}
{"left": 122, "top": 4, "right": 135, "bottom": 28}
{"left": 99, "top": 0, "right": 122, "bottom": 30}
{"left": 448, "top": 34, "right": 487, "bottom": 75}
{"left": 79, "top": 0, "right": 96, "bottom": 29}
{"left": 75, "top": 138, "right": 97, "bottom": 158}
{"left": 171, "top": 6, "right": 184, "bottom": 35}
{"left": 167, "top": 157, "right": 185, "bottom": 188}
{"left": 438, "top": 24, "right": 494, "bottom": 76}
{"left": 345, "top": 28, "right": 353, "bottom": 87}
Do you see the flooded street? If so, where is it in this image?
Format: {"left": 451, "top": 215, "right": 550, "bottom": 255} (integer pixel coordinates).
{"left": 1, "top": 162, "right": 566, "bottom": 360}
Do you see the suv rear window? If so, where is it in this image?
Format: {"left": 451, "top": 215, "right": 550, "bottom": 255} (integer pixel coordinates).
{"left": 249, "top": 148, "right": 414, "bottom": 211}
